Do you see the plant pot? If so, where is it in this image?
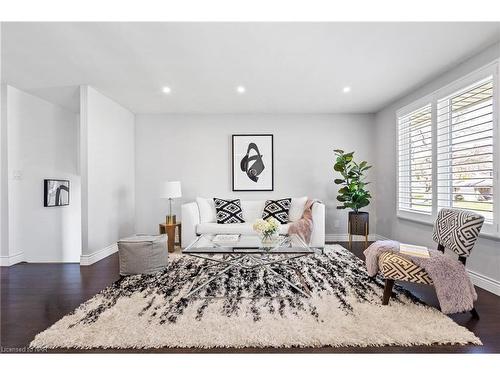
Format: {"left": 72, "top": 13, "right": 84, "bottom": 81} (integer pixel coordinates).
{"left": 348, "top": 211, "right": 369, "bottom": 236}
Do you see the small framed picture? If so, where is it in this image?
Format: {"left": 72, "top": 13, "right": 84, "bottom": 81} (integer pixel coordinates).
{"left": 44, "top": 179, "right": 70, "bottom": 207}
{"left": 232, "top": 134, "right": 274, "bottom": 191}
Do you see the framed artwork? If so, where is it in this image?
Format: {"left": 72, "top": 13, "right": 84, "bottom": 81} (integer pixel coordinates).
{"left": 232, "top": 134, "right": 274, "bottom": 191}
{"left": 44, "top": 179, "right": 70, "bottom": 207}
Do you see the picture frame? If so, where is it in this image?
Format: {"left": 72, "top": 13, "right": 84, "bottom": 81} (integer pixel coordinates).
{"left": 44, "top": 179, "right": 70, "bottom": 207}
{"left": 232, "top": 134, "right": 274, "bottom": 191}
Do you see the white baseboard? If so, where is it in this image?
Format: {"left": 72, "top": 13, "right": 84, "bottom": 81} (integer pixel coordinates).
{"left": 467, "top": 269, "right": 500, "bottom": 296}
{"left": 0, "top": 251, "right": 24, "bottom": 267}
{"left": 325, "top": 233, "right": 388, "bottom": 242}
{"left": 80, "top": 243, "right": 118, "bottom": 266}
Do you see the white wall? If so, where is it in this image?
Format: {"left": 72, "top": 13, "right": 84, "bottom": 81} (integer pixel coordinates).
{"left": 135, "top": 114, "right": 376, "bottom": 238}
{"left": 80, "top": 86, "right": 135, "bottom": 259}
{"left": 1, "top": 84, "right": 8, "bottom": 259}
{"left": 0, "top": 25, "right": 8, "bottom": 259}
{"left": 4, "top": 85, "right": 81, "bottom": 263}
{"left": 374, "top": 42, "right": 500, "bottom": 294}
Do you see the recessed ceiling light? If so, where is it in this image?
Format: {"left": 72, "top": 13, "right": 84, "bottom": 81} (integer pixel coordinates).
{"left": 236, "top": 85, "right": 246, "bottom": 94}
{"left": 162, "top": 86, "right": 172, "bottom": 94}
{"left": 343, "top": 86, "right": 351, "bottom": 93}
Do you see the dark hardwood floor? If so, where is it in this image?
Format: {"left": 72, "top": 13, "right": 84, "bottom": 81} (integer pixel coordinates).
{"left": 1, "top": 241, "right": 499, "bottom": 353}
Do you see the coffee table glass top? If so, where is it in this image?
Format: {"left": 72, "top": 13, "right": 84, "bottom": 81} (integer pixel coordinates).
{"left": 183, "top": 234, "right": 313, "bottom": 254}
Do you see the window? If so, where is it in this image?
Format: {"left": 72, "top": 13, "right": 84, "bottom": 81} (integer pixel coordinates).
{"left": 437, "top": 77, "right": 494, "bottom": 222}
{"left": 398, "top": 104, "right": 433, "bottom": 214}
{"left": 397, "top": 62, "right": 499, "bottom": 235}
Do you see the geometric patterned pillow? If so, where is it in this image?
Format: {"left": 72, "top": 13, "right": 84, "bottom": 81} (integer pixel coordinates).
{"left": 262, "top": 198, "right": 291, "bottom": 224}
{"left": 213, "top": 198, "right": 245, "bottom": 224}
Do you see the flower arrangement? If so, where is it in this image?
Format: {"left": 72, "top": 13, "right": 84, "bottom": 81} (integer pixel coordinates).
{"left": 253, "top": 217, "right": 281, "bottom": 243}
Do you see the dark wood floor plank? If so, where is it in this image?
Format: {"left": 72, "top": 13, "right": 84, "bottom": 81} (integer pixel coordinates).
{"left": 1, "top": 241, "right": 499, "bottom": 353}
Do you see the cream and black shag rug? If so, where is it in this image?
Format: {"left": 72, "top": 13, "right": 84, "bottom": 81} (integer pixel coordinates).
{"left": 30, "top": 245, "right": 481, "bottom": 349}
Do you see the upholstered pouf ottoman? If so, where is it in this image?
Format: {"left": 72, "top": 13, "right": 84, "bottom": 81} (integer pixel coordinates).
{"left": 117, "top": 235, "right": 168, "bottom": 276}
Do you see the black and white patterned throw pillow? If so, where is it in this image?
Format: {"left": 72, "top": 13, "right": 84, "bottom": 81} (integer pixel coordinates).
{"left": 262, "top": 198, "right": 292, "bottom": 224}
{"left": 213, "top": 198, "right": 245, "bottom": 224}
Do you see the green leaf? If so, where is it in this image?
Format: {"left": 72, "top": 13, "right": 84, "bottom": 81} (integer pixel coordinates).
{"left": 358, "top": 199, "right": 370, "bottom": 209}
{"left": 334, "top": 178, "right": 345, "bottom": 184}
{"left": 333, "top": 149, "right": 344, "bottom": 154}
{"left": 334, "top": 164, "right": 344, "bottom": 172}
{"left": 338, "top": 186, "right": 349, "bottom": 194}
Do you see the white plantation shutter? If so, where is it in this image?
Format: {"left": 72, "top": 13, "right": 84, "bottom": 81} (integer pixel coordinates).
{"left": 437, "top": 76, "right": 495, "bottom": 222}
{"left": 396, "top": 63, "right": 499, "bottom": 235}
{"left": 398, "top": 104, "right": 433, "bottom": 214}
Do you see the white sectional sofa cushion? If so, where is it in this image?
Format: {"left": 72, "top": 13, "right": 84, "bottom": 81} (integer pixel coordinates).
{"left": 196, "top": 197, "right": 216, "bottom": 223}
{"left": 182, "top": 197, "right": 325, "bottom": 248}
{"left": 240, "top": 200, "right": 266, "bottom": 222}
{"left": 289, "top": 196, "right": 308, "bottom": 222}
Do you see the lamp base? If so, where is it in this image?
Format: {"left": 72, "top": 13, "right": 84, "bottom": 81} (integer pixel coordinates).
{"left": 166, "top": 215, "right": 176, "bottom": 225}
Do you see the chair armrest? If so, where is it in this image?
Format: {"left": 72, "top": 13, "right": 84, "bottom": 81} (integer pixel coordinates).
{"left": 310, "top": 202, "right": 325, "bottom": 248}
{"left": 181, "top": 202, "right": 200, "bottom": 248}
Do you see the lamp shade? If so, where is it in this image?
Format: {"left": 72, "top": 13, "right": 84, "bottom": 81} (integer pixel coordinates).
{"left": 161, "top": 181, "right": 182, "bottom": 199}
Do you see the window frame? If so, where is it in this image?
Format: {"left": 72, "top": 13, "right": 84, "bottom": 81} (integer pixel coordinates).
{"left": 396, "top": 100, "right": 434, "bottom": 220}
{"left": 396, "top": 60, "right": 499, "bottom": 237}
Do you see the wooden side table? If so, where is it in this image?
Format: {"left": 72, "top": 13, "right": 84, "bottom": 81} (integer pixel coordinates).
{"left": 159, "top": 222, "right": 181, "bottom": 253}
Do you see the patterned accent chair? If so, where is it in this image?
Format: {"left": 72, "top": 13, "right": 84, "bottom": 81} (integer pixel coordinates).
{"left": 379, "top": 208, "right": 484, "bottom": 318}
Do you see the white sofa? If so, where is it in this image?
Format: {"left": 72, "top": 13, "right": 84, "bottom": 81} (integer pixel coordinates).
{"left": 181, "top": 197, "right": 325, "bottom": 248}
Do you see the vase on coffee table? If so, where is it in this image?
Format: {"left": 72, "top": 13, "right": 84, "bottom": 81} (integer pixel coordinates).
{"left": 261, "top": 232, "right": 279, "bottom": 244}
{"left": 253, "top": 218, "right": 281, "bottom": 245}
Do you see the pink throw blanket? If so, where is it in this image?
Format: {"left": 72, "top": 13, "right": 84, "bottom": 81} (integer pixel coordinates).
{"left": 288, "top": 199, "right": 317, "bottom": 244}
{"left": 364, "top": 240, "right": 477, "bottom": 314}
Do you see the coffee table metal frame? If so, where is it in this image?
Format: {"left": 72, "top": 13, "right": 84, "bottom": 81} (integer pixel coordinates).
{"left": 182, "top": 234, "right": 316, "bottom": 299}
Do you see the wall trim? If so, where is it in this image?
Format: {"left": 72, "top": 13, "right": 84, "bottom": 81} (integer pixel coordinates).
{"left": 80, "top": 243, "right": 118, "bottom": 266}
{"left": 325, "top": 233, "right": 388, "bottom": 242}
{"left": 0, "top": 251, "right": 24, "bottom": 267}
{"left": 467, "top": 269, "right": 500, "bottom": 296}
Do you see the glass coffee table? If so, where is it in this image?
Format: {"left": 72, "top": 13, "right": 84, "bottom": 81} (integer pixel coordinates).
{"left": 182, "top": 234, "right": 317, "bottom": 298}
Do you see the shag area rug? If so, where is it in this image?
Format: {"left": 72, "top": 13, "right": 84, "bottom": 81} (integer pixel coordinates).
{"left": 30, "top": 245, "right": 481, "bottom": 349}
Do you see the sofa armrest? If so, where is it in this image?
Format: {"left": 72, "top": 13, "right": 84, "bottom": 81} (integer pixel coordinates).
{"left": 181, "top": 202, "right": 200, "bottom": 248}
{"left": 310, "top": 202, "right": 325, "bottom": 248}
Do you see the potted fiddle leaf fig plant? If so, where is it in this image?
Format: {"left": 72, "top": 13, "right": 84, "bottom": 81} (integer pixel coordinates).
{"left": 333, "top": 149, "right": 372, "bottom": 246}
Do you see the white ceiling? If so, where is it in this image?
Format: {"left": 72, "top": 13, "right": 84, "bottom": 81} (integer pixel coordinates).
{"left": 2, "top": 22, "right": 500, "bottom": 114}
